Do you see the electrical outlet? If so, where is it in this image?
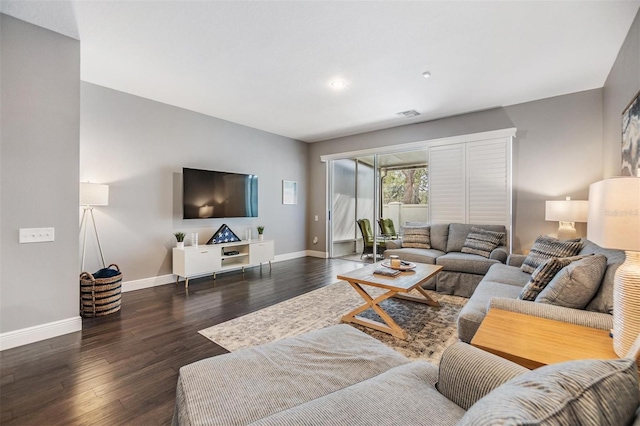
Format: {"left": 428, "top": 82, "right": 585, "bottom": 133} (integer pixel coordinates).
{"left": 19, "top": 227, "right": 55, "bottom": 243}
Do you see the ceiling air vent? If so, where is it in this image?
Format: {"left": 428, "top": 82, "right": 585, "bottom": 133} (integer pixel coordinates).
{"left": 396, "top": 110, "right": 420, "bottom": 118}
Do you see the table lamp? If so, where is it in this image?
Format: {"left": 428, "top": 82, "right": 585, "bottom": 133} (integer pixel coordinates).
{"left": 587, "top": 177, "right": 640, "bottom": 357}
{"left": 79, "top": 182, "right": 109, "bottom": 272}
{"left": 545, "top": 197, "right": 588, "bottom": 240}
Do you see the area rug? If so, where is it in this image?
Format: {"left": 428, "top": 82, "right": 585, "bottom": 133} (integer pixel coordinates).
{"left": 199, "top": 280, "right": 467, "bottom": 364}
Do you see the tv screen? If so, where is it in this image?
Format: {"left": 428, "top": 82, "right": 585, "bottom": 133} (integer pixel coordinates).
{"left": 182, "top": 168, "right": 258, "bottom": 219}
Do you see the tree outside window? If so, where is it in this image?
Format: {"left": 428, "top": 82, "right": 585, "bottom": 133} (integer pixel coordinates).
{"left": 382, "top": 168, "right": 428, "bottom": 204}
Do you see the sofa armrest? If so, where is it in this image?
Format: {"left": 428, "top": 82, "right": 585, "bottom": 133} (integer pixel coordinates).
{"left": 436, "top": 342, "right": 528, "bottom": 410}
{"left": 488, "top": 297, "right": 613, "bottom": 330}
{"left": 489, "top": 246, "right": 508, "bottom": 264}
{"left": 384, "top": 239, "right": 402, "bottom": 250}
{"left": 506, "top": 254, "right": 527, "bottom": 267}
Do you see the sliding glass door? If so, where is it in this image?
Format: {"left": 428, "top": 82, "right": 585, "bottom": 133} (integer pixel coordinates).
{"left": 329, "top": 150, "right": 428, "bottom": 261}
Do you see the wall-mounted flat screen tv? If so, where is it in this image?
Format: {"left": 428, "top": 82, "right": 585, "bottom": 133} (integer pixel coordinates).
{"left": 182, "top": 168, "right": 258, "bottom": 219}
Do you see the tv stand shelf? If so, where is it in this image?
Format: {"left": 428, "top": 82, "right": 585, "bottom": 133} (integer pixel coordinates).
{"left": 173, "top": 239, "right": 274, "bottom": 288}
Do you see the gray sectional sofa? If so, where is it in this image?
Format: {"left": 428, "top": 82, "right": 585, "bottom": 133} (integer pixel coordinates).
{"left": 174, "top": 324, "right": 639, "bottom": 425}
{"left": 384, "top": 223, "right": 508, "bottom": 297}
{"left": 457, "top": 239, "right": 625, "bottom": 343}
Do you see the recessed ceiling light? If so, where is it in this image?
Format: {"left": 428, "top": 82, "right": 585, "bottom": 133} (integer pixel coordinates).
{"left": 329, "top": 79, "right": 347, "bottom": 90}
{"left": 422, "top": 71, "right": 431, "bottom": 78}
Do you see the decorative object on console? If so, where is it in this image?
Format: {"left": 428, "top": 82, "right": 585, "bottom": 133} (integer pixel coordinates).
{"left": 257, "top": 226, "right": 265, "bottom": 241}
{"left": 587, "top": 177, "right": 640, "bottom": 357}
{"left": 545, "top": 197, "right": 588, "bottom": 240}
{"left": 207, "top": 224, "right": 241, "bottom": 244}
{"left": 174, "top": 232, "right": 185, "bottom": 249}
{"left": 79, "top": 182, "right": 109, "bottom": 272}
{"left": 622, "top": 90, "right": 639, "bottom": 177}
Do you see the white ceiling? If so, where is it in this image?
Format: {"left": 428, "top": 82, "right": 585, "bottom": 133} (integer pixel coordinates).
{"left": 2, "top": 1, "right": 639, "bottom": 143}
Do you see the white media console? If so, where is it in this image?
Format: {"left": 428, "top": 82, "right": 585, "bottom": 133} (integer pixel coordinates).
{"left": 172, "top": 239, "right": 274, "bottom": 288}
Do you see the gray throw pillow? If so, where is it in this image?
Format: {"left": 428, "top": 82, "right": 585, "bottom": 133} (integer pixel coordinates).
{"left": 521, "top": 235, "right": 583, "bottom": 274}
{"left": 458, "top": 358, "right": 639, "bottom": 426}
{"left": 461, "top": 227, "right": 505, "bottom": 258}
{"left": 536, "top": 254, "right": 607, "bottom": 309}
{"left": 518, "top": 256, "right": 581, "bottom": 301}
{"left": 401, "top": 226, "right": 430, "bottom": 249}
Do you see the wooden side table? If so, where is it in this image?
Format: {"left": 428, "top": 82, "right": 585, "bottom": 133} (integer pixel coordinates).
{"left": 471, "top": 308, "right": 617, "bottom": 369}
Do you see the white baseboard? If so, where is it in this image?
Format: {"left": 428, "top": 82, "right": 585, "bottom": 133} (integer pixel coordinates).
{"left": 0, "top": 316, "right": 82, "bottom": 351}
{"left": 306, "top": 250, "right": 329, "bottom": 258}
{"left": 122, "top": 274, "right": 175, "bottom": 293}
{"left": 273, "top": 251, "right": 308, "bottom": 262}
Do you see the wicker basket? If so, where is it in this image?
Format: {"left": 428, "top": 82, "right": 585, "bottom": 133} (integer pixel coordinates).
{"left": 80, "top": 264, "right": 122, "bottom": 317}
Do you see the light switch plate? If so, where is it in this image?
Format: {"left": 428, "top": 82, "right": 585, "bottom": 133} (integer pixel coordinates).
{"left": 19, "top": 228, "right": 55, "bottom": 243}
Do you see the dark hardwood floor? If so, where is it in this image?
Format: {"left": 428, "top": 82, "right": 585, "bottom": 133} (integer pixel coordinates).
{"left": 0, "top": 257, "right": 363, "bottom": 425}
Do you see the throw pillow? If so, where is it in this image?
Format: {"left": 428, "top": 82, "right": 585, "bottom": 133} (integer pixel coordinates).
{"left": 401, "top": 226, "right": 430, "bottom": 249}
{"left": 458, "top": 358, "right": 639, "bottom": 426}
{"left": 518, "top": 256, "right": 580, "bottom": 301}
{"left": 536, "top": 254, "right": 607, "bottom": 309}
{"left": 460, "top": 227, "right": 505, "bottom": 258}
{"left": 521, "top": 235, "right": 583, "bottom": 274}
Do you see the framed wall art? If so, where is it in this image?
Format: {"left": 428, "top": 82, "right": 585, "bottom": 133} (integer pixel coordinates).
{"left": 622, "top": 90, "right": 640, "bottom": 177}
{"left": 282, "top": 180, "right": 298, "bottom": 205}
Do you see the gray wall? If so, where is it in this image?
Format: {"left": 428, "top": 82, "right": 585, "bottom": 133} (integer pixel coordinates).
{"left": 80, "top": 83, "right": 308, "bottom": 281}
{"left": 603, "top": 8, "right": 640, "bottom": 178}
{"left": 1, "top": 15, "right": 80, "bottom": 333}
{"left": 308, "top": 90, "right": 604, "bottom": 255}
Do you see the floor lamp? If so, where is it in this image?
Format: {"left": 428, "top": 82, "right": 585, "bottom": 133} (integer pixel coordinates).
{"left": 587, "top": 177, "right": 640, "bottom": 357}
{"left": 80, "top": 182, "right": 109, "bottom": 272}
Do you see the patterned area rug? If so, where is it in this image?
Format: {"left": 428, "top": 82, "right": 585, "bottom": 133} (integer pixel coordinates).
{"left": 199, "top": 280, "right": 467, "bottom": 364}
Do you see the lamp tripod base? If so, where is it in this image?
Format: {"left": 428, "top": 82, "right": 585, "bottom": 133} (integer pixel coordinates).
{"left": 80, "top": 207, "right": 106, "bottom": 272}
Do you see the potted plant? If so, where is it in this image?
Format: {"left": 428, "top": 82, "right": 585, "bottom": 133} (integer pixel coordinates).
{"left": 257, "top": 226, "right": 265, "bottom": 241}
{"left": 174, "top": 232, "right": 186, "bottom": 249}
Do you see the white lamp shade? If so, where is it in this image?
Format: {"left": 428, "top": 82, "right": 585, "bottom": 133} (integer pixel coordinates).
{"left": 80, "top": 182, "right": 109, "bottom": 206}
{"left": 545, "top": 199, "right": 588, "bottom": 222}
{"left": 587, "top": 177, "right": 640, "bottom": 251}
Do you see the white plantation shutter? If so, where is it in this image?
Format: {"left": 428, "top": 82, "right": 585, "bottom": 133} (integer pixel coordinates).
{"left": 429, "top": 137, "right": 511, "bottom": 235}
{"left": 429, "top": 144, "right": 465, "bottom": 224}
{"left": 467, "top": 139, "right": 509, "bottom": 225}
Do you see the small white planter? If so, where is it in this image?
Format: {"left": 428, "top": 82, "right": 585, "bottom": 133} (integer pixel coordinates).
{"left": 177, "top": 241, "right": 185, "bottom": 249}
{"left": 258, "top": 234, "right": 264, "bottom": 241}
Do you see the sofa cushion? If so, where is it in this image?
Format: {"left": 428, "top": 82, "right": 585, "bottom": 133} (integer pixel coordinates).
{"left": 580, "top": 239, "right": 626, "bottom": 314}
{"left": 537, "top": 254, "right": 607, "bottom": 309}
{"left": 483, "top": 263, "right": 531, "bottom": 287}
{"left": 383, "top": 248, "right": 445, "bottom": 265}
{"left": 437, "top": 342, "right": 528, "bottom": 411}
{"left": 457, "top": 280, "right": 525, "bottom": 343}
{"left": 436, "top": 252, "right": 500, "bottom": 275}
{"left": 521, "top": 235, "right": 583, "bottom": 274}
{"left": 446, "top": 223, "right": 506, "bottom": 253}
{"left": 252, "top": 361, "right": 466, "bottom": 426}
{"left": 429, "top": 224, "right": 450, "bottom": 252}
{"left": 458, "top": 358, "right": 639, "bottom": 426}
{"left": 401, "top": 226, "right": 430, "bottom": 249}
{"left": 174, "top": 325, "right": 409, "bottom": 426}
{"left": 519, "top": 256, "right": 580, "bottom": 301}
{"left": 461, "top": 227, "right": 505, "bottom": 258}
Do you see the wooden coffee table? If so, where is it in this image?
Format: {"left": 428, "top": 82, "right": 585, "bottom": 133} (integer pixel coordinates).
{"left": 471, "top": 308, "right": 618, "bottom": 369}
{"left": 338, "top": 262, "right": 443, "bottom": 340}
